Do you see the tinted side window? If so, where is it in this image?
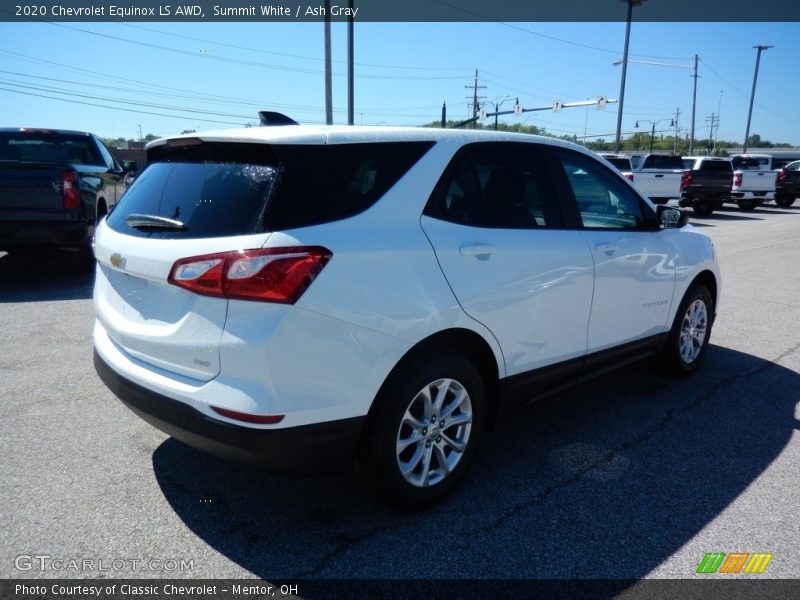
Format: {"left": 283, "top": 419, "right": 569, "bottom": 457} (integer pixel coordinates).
{"left": 266, "top": 142, "right": 433, "bottom": 230}
{"left": 425, "top": 143, "right": 562, "bottom": 229}
{"left": 94, "top": 137, "right": 117, "bottom": 170}
{"left": 556, "top": 150, "right": 646, "bottom": 229}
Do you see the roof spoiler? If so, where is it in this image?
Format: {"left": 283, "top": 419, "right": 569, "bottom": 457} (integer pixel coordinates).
{"left": 258, "top": 111, "right": 299, "bottom": 126}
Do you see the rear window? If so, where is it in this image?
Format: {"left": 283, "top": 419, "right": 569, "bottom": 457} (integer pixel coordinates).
{"left": 731, "top": 156, "right": 763, "bottom": 170}
{"left": 0, "top": 131, "right": 102, "bottom": 165}
{"left": 106, "top": 140, "right": 433, "bottom": 239}
{"left": 698, "top": 159, "right": 732, "bottom": 173}
{"left": 605, "top": 157, "right": 632, "bottom": 171}
{"left": 642, "top": 155, "right": 684, "bottom": 170}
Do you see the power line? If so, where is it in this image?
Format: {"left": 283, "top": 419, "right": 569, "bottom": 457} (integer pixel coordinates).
{"left": 121, "top": 23, "right": 471, "bottom": 73}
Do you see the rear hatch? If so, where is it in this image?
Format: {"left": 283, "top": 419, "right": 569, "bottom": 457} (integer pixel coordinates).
{"left": 94, "top": 140, "right": 280, "bottom": 381}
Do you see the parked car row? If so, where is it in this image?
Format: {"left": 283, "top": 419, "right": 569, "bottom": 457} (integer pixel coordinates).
{"left": 600, "top": 152, "right": 800, "bottom": 216}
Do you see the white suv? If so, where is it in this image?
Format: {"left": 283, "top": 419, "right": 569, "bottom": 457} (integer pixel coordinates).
{"left": 93, "top": 125, "right": 720, "bottom": 508}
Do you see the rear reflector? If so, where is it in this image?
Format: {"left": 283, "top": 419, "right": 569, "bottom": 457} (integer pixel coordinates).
{"left": 168, "top": 246, "right": 332, "bottom": 304}
{"left": 211, "top": 406, "right": 284, "bottom": 424}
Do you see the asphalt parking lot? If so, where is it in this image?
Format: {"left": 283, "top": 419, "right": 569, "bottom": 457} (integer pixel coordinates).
{"left": 1, "top": 203, "right": 799, "bottom": 589}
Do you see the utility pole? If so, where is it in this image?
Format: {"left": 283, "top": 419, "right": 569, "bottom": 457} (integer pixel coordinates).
{"left": 465, "top": 70, "right": 486, "bottom": 129}
{"left": 743, "top": 45, "right": 772, "bottom": 153}
{"left": 673, "top": 107, "right": 681, "bottom": 154}
{"left": 346, "top": 0, "right": 354, "bottom": 125}
{"left": 615, "top": 0, "right": 646, "bottom": 153}
{"left": 689, "top": 54, "right": 698, "bottom": 154}
{"left": 441, "top": 102, "right": 447, "bottom": 128}
{"left": 323, "top": 0, "right": 333, "bottom": 125}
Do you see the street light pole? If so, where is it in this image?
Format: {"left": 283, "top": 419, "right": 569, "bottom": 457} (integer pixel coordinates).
{"left": 742, "top": 45, "right": 772, "bottom": 153}
{"left": 613, "top": 56, "right": 697, "bottom": 154}
{"left": 615, "top": 0, "right": 646, "bottom": 153}
{"left": 689, "top": 54, "right": 698, "bottom": 155}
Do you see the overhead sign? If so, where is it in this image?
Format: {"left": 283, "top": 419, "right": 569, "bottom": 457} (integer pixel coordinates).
{"left": 553, "top": 101, "right": 563, "bottom": 113}
{"left": 596, "top": 96, "right": 608, "bottom": 110}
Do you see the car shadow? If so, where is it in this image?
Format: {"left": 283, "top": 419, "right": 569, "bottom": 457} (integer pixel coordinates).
{"left": 0, "top": 250, "right": 94, "bottom": 302}
{"left": 688, "top": 212, "right": 763, "bottom": 226}
{"left": 151, "top": 345, "right": 798, "bottom": 592}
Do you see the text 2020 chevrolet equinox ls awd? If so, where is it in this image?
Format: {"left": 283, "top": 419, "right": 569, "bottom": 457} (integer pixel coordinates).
{"left": 93, "top": 125, "right": 720, "bottom": 508}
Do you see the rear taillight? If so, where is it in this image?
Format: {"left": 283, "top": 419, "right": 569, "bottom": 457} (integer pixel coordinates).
{"left": 681, "top": 170, "right": 692, "bottom": 191}
{"left": 61, "top": 170, "right": 80, "bottom": 209}
{"left": 734, "top": 172, "right": 742, "bottom": 187}
{"left": 168, "top": 246, "right": 332, "bottom": 304}
{"left": 777, "top": 169, "right": 786, "bottom": 186}
{"left": 625, "top": 173, "right": 634, "bottom": 182}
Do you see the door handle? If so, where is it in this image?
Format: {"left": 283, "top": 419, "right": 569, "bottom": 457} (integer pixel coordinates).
{"left": 459, "top": 244, "right": 495, "bottom": 257}
{"left": 594, "top": 243, "right": 617, "bottom": 255}
{"left": 655, "top": 174, "right": 665, "bottom": 178}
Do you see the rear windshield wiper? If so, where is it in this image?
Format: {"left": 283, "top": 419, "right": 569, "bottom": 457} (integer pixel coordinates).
{"left": 126, "top": 214, "right": 188, "bottom": 230}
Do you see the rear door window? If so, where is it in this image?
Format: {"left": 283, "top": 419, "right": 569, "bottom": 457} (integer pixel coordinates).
{"left": 424, "top": 142, "right": 564, "bottom": 229}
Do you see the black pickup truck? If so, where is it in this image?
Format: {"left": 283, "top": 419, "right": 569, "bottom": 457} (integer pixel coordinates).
{"left": 0, "top": 128, "right": 133, "bottom": 261}
{"left": 775, "top": 160, "right": 800, "bottom": 207}
{"left": 678, "top": 156, "right": 733, "bottom": 216}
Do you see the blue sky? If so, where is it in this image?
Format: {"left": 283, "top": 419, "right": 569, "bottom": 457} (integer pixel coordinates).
{"left": 0, "top": 20, "right": 797, "bottom": 146}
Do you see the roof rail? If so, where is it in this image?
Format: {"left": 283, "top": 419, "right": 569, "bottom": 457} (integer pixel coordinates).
{"left": 258, "top": 111, "right": 299, "bottom": 126}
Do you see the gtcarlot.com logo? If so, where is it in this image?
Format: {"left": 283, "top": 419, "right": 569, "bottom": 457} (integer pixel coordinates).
{"left": 696, "top": 552, "right": 773, "bottom": 575}
{"left": 14, "top": 554, "right": 195, "bottom": 572}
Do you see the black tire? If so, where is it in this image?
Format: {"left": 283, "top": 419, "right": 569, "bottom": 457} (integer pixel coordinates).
{"left": 692, "top": 202, "right": 714, "bottom": 217}
{"left": 737, "top": 200, "right": 757, "bottom": 211}
{"left": 358, "top": 353, "right": 486, "bottom": 510}
{"left": 658, "top": 285, "right": 713, "bottom": 376}
{"left": 775, "top": 194, "right": 796, "bottom": 207}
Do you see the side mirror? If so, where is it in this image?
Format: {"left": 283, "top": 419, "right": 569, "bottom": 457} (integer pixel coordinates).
{"left": 122, "top": 160, "right": 138, "bottom": 173}
{"left": 657, "top": 205, "right": 690, "bottom": 229}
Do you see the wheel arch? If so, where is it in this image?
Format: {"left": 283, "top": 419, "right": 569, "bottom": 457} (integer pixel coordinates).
{"left": 364, "top": 328, "right": 503, "bottom": 434}
{"left": 691, "top": 269, "right": 718, "bottom": 314}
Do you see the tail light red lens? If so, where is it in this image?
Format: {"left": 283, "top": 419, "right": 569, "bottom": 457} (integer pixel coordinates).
{"left": 625, "top": 173, "right": 634, "bottom": 182}
{"left": 777, "top": 169, "right": 786, "bottom": 186}
{"left": 680, "top": 170, "right": 692, "bottom": 191}
{"left": 734, "top": 172, "right": 742, "bottom": 187}
{"left": 168, "top": 246, "right": 332, "bottom": 304}
{"left": 61, "top": 170, "right": 80, "bottom": 209}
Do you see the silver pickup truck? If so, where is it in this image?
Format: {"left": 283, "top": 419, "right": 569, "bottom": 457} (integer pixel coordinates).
{"left": 628, "top": 153, "right": 685, "bottom": 204}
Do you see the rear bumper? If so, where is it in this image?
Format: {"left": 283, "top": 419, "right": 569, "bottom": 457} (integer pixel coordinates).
{"left": 679, "top": 190, "right": 729, "bottom": 206}
{"left": 730, "top": 191, "right": 772, "bottom": 201}
{"left": 94, "top": 350, "right": 366, "bottom": 473}
{"left": 0, "top": 218, "right": 91, "bottom": 248}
